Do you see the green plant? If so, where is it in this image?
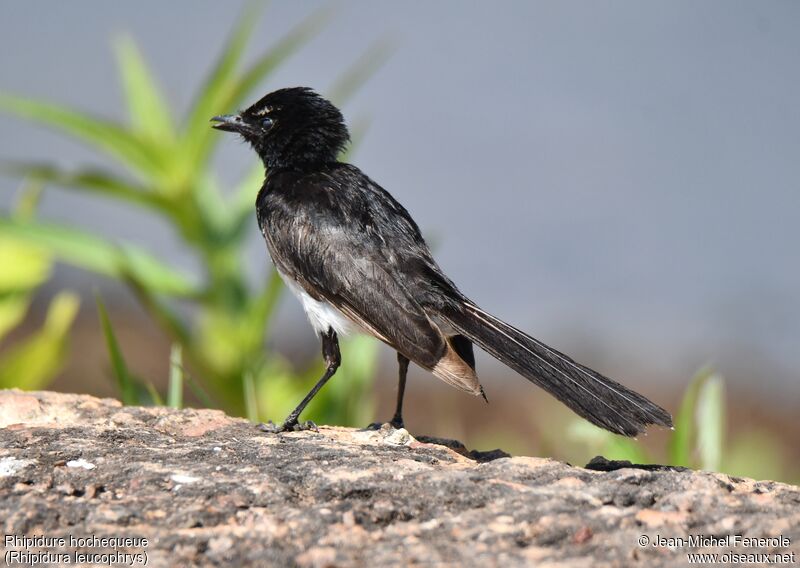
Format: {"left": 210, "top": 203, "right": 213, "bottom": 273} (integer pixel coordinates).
{"left": 0, "top": 183, "right": 78, "bottom": 390}
{"left": 562, "top": 366, "right": 791, "bottom": 482}
{"left": 565, "top": 367, "right": 725, "bottom": 468}
{"left": 0, "top": 4, "right": 389, "bottom": 426}
{"left": 668, "top": 366, "right": 725, "bottom": 470}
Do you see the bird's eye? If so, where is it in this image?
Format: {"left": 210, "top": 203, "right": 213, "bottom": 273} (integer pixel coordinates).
{"left": 261, "top": 117, "right": 274, "bottom": 129}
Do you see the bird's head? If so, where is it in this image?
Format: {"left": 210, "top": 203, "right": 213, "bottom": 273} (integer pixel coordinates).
{"left": 211, "top": 87, "right": 349, "bottom": 171}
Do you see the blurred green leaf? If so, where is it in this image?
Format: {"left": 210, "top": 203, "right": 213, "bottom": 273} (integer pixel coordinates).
{"left": 195, "top": 308, "right": 252, "bottom": 378}
{"left": 696, "top": 373, "right": 725, "bottom": 471}
{"left": 0, "top": 218, "right": 199, "bottom": 297}
{"left": 0, "top": 294, "right": 32, "bottom": 342}
{"left": 114, "top": 35, "right": 175, "bottom": 143}
{"left": 669, "top": 366, "right": 713, "bottom": 467}
{"left": 0, "top": 93, "right": 167, "bottom": 177}
{"left": 0, "top": 292, "right": 79, "bottom": 390}
{"left": 0, "top": 236, "right": 51, "bottom": 291}
{"left": 0, "top": 236, "right": 52, "bottom": 343}
{"left": 2, "top": 162, "right": 166, "bottom": 212}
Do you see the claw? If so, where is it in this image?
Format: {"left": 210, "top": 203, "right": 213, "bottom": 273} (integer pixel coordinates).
{"left": 365, "top": 420, "right": 403, "bottom": 431}
{"left": 295, "top": 420, "right": 318, "bottom": 432}
{"left": 257, "top": 419, "right": 319, "bottom": 434}
{"left": 257, "top": 420, "right": 284, "bottom": 433}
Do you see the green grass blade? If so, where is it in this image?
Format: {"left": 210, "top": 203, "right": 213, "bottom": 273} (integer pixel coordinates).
{"left": 0, "top": 93, "right": 167, "bottom": 177}
{"left": 182, "top": 366, "right": 218, "bottom": 410}
{"left": 696, "top": 373, "right": 725, "bottom": 471}
{"left": 167, "top": 343, "right": 183, "bottom": 408}
{"left": 2, "top": 162, "right": 168, "bottom": 212}
{"left": 243, "top": 371, "right": 259, "bottom": 422}
{"left": 668, "top": 366, "right": 714, "bottom": 467}
{"left": 122, "top": 273, "right": 193, "bottom": 346}
{"left": 113, "top": 34, "right": 175, "bottom": 143}
{"left": 13, "top": 178, "right": 46, "bottom": 220}
{"left": 143, "top": 379, "right": 164, "bottom": 406}
{"left": 95, "top": 293, "right": 138, "bottom": 404}
{"left": 0, "top": 218, "right": 199, "bottom": 297}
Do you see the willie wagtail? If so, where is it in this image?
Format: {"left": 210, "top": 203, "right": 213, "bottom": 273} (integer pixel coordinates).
{"left": 212, "top": 87, "right": 672, "bottom": 436}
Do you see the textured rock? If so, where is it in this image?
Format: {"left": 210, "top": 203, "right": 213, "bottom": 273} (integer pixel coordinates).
{"left": 0, "top": 390, "right": 797, "bottom": 567}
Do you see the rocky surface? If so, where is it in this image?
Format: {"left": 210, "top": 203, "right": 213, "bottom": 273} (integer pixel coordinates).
{"left": 0, "top": 390, "right": 797, "bottom": 567}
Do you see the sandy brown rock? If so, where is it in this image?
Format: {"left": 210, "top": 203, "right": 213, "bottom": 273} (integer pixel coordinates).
{"left": 0, "top": 390, "right": 797, "bottom": 567}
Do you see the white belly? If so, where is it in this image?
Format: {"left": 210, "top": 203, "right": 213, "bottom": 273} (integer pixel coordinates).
{"left": 277, "top": 270, "right": 354, "bottom": 336}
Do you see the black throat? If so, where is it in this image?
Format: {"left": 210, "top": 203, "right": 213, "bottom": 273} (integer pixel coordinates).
{"left": 254, "top": 130, "right": 341, "bottom": 173}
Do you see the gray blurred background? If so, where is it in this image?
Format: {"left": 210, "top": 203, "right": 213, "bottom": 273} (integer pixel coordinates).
{"left": 1, "top": 2, "right": 798, "bottom": 427}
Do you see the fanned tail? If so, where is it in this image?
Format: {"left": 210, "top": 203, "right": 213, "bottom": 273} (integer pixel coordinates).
{"left": 441, "top": 302, "right": 673, "bottom": 436}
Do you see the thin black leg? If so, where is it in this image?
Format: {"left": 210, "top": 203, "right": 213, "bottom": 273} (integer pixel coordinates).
{"left": 390, "top": 353, "right": 409, "bottom": 429}
{"left": 260, "top": 328, "right": 340, "bottom": 433}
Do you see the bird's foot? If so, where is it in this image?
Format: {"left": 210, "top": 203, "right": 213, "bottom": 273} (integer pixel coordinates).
{"left": 365, "top": 416, "right": 404, "bottom": 431}
{"left": 257, "top": 419, "right": 318, "bottom": 433}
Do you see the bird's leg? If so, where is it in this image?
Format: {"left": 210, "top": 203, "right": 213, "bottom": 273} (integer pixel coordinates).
{"left": 390, "top": 353, "right": 409, "bottom": 429}
{"left": 366, "top": 352, "right": 410, "bottom": 430}
{"left": 259, "top": 328, "right": 340, "bottom": 433}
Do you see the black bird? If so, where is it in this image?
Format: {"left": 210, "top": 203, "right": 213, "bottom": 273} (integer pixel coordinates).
{"left": 212, "top": 87, "right": 672, "bottom": 436}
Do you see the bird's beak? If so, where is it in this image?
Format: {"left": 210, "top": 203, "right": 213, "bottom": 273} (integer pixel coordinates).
{"left": 211, "top": 114, "right": 246, "bottom": 133}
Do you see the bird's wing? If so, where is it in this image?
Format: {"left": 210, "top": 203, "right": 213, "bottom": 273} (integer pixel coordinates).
{"left": 258, "top": 165, "right": 482, "bottom": 395}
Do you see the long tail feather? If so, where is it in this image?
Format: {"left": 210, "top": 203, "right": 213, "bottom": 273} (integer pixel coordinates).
{"left": 442, "top": 302, "right": 673, "bottom": 436}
